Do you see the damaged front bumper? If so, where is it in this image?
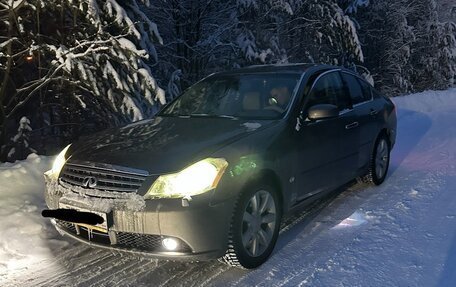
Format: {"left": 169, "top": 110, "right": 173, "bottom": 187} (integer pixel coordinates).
{"left": 44, "top": 178, "right": 235, "bottom": 261}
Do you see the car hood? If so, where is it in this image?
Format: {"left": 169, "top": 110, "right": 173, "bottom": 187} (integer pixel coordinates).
{"left": 68, "top": 116, "right": 277, "bottom": 174}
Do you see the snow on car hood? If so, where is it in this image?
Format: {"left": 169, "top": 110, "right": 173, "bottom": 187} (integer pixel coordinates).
{"left": 67, "top": 116, "right": 276, "bottom": 174}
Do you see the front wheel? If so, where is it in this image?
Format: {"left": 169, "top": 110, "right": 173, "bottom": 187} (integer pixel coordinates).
{"left": 363, "top": 134, "right": 391, "bottom": 185}
{"left": 221, "top": 184, "right": 281, "bottom": 269}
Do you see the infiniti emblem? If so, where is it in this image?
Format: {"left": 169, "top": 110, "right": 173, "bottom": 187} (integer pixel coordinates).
{"left": 82, "top": 176, "right": 98, "bottom": 188}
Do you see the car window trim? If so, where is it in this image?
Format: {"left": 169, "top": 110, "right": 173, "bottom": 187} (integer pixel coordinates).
{"left": 308, "top": 69, "right": 341, "bottom": 93}
{"left": 284, "top": 72, "right": 307, "bottom": 119}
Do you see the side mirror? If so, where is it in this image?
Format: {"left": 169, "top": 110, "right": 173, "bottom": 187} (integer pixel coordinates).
{"left": 307, "top": 104, "right": 339, "bottom": 121}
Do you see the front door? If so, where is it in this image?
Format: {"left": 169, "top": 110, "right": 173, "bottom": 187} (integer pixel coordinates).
{"left": 293, "top": 70, "right": 359, "bottom": 201}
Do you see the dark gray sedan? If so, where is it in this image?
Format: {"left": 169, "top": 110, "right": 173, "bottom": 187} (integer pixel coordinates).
{"left": 43, "top": 64, "right": 397, "bottom": 269}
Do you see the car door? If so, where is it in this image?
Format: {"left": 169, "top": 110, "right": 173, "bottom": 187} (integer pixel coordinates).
{"left": 341, "top": 72, "right": 379, "bottom": 171}
{"left": 336, "top": 71, "right": 360, "bottom": 182}
{"left": 293, "top": 70, "right": 358, "bottom": 201}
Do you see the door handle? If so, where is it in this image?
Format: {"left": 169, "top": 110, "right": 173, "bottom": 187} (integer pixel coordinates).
{"left": 345, "top": 122, "right": 359, "bottom": 129}
{"left": 370, "top": 109, "right": 379, "bottom": 116}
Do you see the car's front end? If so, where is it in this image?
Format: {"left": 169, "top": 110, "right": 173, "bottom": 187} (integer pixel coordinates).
{"left": 42, "top": 115, "right": 286, "bottom": 261}
{"left": 44, "top": 152, "right": 238, "bottom": 260}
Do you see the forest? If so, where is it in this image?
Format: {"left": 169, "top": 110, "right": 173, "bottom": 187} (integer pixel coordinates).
{"left": 0, "top": 0, "right": 455, "bottom": 162}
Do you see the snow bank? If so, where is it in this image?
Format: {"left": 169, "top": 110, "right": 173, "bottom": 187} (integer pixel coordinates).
{"left": 0, "top": 154, "right": 66, "bottom": 281}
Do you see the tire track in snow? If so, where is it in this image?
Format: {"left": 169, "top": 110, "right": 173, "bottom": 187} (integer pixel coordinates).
{"left": 38, "top": 248, "right": 119, "bottom": 286}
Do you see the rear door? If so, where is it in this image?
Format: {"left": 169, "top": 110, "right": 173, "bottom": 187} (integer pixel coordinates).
{"left": 335, "top": 72, "right": 359, "bottom": 182}
{"left": 340, "top": 72, "right": 379, "bottom": 171}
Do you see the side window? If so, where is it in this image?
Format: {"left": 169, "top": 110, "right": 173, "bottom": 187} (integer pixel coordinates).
{"left": 306, "top": 72, "right": 348, "bottom": 112}
{"left": 357, "top": 78, "right": 373, "bottom": 101}
{"left": 342, "top": 73, "right": 364, "bottom": 105}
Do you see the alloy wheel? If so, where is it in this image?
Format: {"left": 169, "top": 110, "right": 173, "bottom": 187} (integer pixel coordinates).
{"left": 375, "top": 138, "right": 389, "bottom": 179}
{"left": 241, "top": 190, "right": 277, "bottom": 257}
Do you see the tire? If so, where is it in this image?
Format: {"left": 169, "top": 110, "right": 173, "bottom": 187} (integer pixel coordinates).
{"left": 362, "top": 134, "right": 391, "bottom": 185}
{"left": 220, "top": 183, "right": 281, "bottom": 269}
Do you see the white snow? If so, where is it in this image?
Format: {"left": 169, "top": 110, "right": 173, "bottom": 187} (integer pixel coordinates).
{"left": 54, "top": 181, "right": 146, "bottom": 213}
{"left": 103, "top": 60, "right": 123, "bottom": 90}
{"left": 106, "top": 0, "right": 141, "bottom": 39}
{"left": 117, "top": 38, "right": 147, "bottom": 58}
{"left": 0, "top": 155, "right": 67, "bottom": 282}
{"left": 1, "top": 88, "right": 456, "bottom": 286}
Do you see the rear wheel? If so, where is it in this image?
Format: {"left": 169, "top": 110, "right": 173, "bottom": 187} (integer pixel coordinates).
{"left": 363, "top": 134, "right": 390, "bottom": 185}
{"left": 221, "top": 184, "right": 281, "bottom": 269}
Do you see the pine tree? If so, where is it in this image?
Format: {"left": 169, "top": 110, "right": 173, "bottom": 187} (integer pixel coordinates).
{"left": 286, "top": 0, "right": 364, "bottom": 66}
{"left": 349, "top": 0, "right": 416, "bottom": 95}
{"left": 39, "top": 0, "right": 166, "bottom": 122}
{"left": 151, "top": 0, "right": 366, "bottom": 86}
{"left": 346, "top": 0, "right": 455, "bottom": 95}
{"left": 5, "top": 116, "right": 36, "bottom": 161}
{"left": 0, "top": 0, "right": 165, "bottom": 160}
{"left": 408, "top": 0, "right": 456, "bottom": 90}
{"left": 1, "top": 0, "right": 165, "bottom": 124}
{"left": 233, "top": 0, "right": 293, "bottom": 65}
{"left": 149, "top": 0, "right": 237, "bottom": 87}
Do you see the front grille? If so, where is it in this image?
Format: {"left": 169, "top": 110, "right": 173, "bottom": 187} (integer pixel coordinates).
{"left": 56, "top": 220, "right": 110, "bottom": 245}
{"left": 116, "top": 232, "right": 191, "bottom": 252}
{"left": 60, "top": 161, "right": 148, "bottom": 193}
{"left": 58, "top": 220, "right": 77, "bottom": 233}
{"left": 56, "top": 221, "right": 191, "bottom": 253}
{"left": 117, "top": 232, "right": 163, "bottom": 250}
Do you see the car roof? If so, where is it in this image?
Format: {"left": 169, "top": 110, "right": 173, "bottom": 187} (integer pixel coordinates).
{"left": 215, "top": 63, "right": 340, "bottom": 75}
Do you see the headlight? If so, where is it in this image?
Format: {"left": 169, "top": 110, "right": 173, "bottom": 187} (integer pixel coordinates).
{"left": 44, "top": 144, "right": 71, "bottom": 180}
{"left": 145, "top": 158, "right": 228, "bottom": 199}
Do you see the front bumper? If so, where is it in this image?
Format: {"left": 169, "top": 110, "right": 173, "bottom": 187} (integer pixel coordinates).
{"left": 45, "top": 181, "right": 236, "bottom": 261}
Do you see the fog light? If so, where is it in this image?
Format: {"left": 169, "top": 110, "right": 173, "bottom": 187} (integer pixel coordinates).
{"left": 162, "top": 238, "right": 178, "bottom": 251}
{"left": 50, "top": 218, "right": 57, "bottom": 225}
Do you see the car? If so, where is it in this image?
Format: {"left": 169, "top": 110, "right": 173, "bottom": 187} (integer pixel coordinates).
{"left": 42, "top": 63, "right": 397, "bottom": 269}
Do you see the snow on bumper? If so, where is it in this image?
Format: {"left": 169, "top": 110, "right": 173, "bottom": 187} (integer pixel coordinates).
{"left": 44, "top": 177, "right": 234, "bottom": 260}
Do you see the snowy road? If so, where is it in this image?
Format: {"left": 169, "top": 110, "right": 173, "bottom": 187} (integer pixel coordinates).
{"left": 1, "top": 89, "right": 455, "bottom": 286}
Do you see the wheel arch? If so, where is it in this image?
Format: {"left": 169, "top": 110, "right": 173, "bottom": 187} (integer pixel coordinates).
{"left": 243, "top": 168, "right": 285, "bottom": 213}
{"left": 378, "top": 128, "right": 392, "bottom": 148}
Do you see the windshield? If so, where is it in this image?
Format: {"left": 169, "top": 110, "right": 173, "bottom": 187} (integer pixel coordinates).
{"left": 160, "top": 73, "right": 302, "bottom": 120}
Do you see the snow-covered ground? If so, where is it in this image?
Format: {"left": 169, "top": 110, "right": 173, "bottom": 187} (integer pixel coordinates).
{"left": 1, "top": 88, "right": 455, "bottom": 286}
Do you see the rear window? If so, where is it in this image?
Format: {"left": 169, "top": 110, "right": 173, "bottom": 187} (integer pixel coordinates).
{"left": 341, "top": 73, "right": 365, "bottom": 105}
{"left": 357, "top": 78, "right": 373, "bottom": 101}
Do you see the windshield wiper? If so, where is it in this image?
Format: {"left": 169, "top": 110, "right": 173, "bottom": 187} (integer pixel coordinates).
{"left": 189, "top": 113, "right": 239, "bottom": 120}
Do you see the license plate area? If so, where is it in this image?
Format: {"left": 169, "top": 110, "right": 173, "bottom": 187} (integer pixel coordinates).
{"left": 59, "top": 203, "right": 109, "bottom": 232}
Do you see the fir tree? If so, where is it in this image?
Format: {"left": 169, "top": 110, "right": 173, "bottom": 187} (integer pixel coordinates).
{"left": 0, "top": 0, "right": 165, "bottom": 160}
{"left": 5, "top": 116, "right": 36, "bottom": 161}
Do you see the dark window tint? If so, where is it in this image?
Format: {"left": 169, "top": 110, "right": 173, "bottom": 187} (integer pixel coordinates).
{"left": 357, "top": 78, "right": 372, "bottom": 101}
{"left": 306, "top": 72, "right": 347, "bottom": 112}
{"left": 342, "top": 73, "right": 365, "bottom": 105}
{"left": 337, "top": 73, "right": 352, "bottom": 111}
